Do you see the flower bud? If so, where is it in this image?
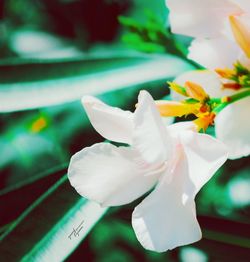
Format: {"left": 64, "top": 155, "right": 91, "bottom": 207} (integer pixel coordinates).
{"left": 229, "top": 15, "right": 250, "bottom": 58}
{"left": 168, "top": 82, "right": 188, "bottom": 96}
{"left": 155, "top": 100, "right": 200, "bottom": 117}
{"left": 185, "top": 81, "right": 209, "bottom": 101}
{"left": 194, "top": 112, "right": 216, "bottom": 131}
{"left": 215, "top": 68, "right": 235, "bottom": 79}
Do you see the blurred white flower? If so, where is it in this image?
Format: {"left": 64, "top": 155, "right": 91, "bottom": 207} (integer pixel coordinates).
{"left": 173, "top": 70, "right": 250, "bottom": 159}
{"left": 68, "top": 90, "right": 227, "bottom": 252}
{"left": 166, "top": 0, "right": 250, "bottom": 69}
{"left": 180, "top": 247, "right": 208, "bottom": 262}
{"left": 228, "top": 175, "right": 250, "bottom": 207}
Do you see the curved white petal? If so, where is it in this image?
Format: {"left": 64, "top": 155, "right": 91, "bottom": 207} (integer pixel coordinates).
{"left": 215, "top": 97, "right": 250, "bottom": 159}
{"left": 133, "top": 90, "right": 173, "bottom": 170}
{"left": 180, "top": 131, "right": 228, "bottom": 197}
{"left": 68, "top": 142, "right": 158, "bottom": 207}
{"left": 161, "top": 116, "right": 175, "bottom": 127}
{"left": 167, "top": 121, "right": 196, "bottom": 139}
{"left": 82, "top": 96, "right": 133, "bottom": 144}
{"left": 188, "top": 37, "right": 241, "bottom": 69}
{"left": 172, "top": 70, "right": 232, "bottom": 100}
{"left": 167, "top": 0, "right": 240, "bottom": 38}
{"left": 132, "top": 149, "right": 201, "bottom": 252}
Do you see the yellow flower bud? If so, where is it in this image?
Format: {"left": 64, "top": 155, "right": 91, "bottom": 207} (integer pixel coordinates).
{"left": 168, "top": 82, "right": 188, "bottom": 96}
{"left": 30, "top": 116, "right": 48, "bottom": 133}
{"left": 155, "top": 100, "right": 200, "bottom": 117}
{"left": 215, "top": 68, "right": 235, "bottom": 79}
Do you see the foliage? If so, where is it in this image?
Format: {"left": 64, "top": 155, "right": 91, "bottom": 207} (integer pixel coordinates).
{"left": 0, "top": 0, "right": 249, "bottom": 261}
{"left": 119, "top": 10, "right": 187, "bottom": 57}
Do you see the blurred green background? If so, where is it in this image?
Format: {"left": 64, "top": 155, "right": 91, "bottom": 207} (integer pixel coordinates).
{"left": 0, "top": 0, "right": 249, "bottom": 261}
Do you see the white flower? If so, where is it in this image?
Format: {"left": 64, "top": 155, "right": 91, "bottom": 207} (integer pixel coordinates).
{"left": 166, "top": 0, "right": 250, "bottom": 158}
{"left": 166, "top": 0, "right": 250, "bottom": 69}
{"left": 167, "top": 0, "right": 241, "bottom": 38}
{"left": 68, "top": 91, "right": 227, "bottom": 252}
{"left": 173, "top": 70, "right": 250, "bottom": 159}
{"left": 188, "top": 37, "right": 249, "bottom": 70}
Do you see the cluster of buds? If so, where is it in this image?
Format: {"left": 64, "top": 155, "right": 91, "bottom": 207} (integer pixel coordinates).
{"left": 156, "top": 81, "right": 217, "bottom": 131}
{"left": 216, "top": 62, "right": 250, "bottom": 90}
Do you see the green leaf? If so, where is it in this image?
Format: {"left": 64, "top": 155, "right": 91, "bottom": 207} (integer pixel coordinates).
{"left": 199, "top": 215, "right": 250, "bottom": 249}
{"left": 0, "top": 164, "right": 67, "bottom": 228}
{"left": 0, "top": 171, "right": 107, "bottom": 261}
{"left": 194, "top": 215, "right": 250, "bottom": 260}
{"left": 0, "top": 54, "right": 194, "bottom": 112}
{"left": 118, "top": 16, "right": 142, "bottom": 30}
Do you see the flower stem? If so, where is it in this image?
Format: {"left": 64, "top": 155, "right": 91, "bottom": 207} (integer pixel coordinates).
{"left": 213, "top": 89, "right": 250, "bottom": 114}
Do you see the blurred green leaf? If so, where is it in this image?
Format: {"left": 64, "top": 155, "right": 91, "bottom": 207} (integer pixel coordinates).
{"left": 119, "top": 10, "right": 190, "bottom": 59}
{"left": 122, "top": 34, "right": 166, "bottom": 53}
{"left": 194, "top": 216, "right": 250, "bottom": 261}
{"left": 0, "top": 54, "right": 194, "bottom": 112}
{"left": 197, "top": 162, "right": 250, "bottom": 223}
{"left": 0, "top": 54, "right": 143, "bottom": 82}
{"left": 0, "top": 164, "right": 67, "bottom": 228}
{"left": 0, "top": 171, "right": 107, "bottom": 261}
{"left": 199, "top": 215, "right": 250, "bottom": 249}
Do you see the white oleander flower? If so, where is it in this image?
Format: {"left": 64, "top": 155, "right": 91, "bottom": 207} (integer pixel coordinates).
{"left": 68, "top": 90, "right": 227, "bottom": 252}
{"left": 166, "top": 0, "right": 250, "bottom": 69}
{"left": 172, "top": 70, "right": 250, "bottom": 159}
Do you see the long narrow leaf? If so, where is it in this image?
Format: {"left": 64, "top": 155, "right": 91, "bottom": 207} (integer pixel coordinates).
{"left": 0, "top": 54, "right": 193, "bottom": 112}
{"left": 0, "top": 164, "right": 67, "bottom": 228}
{"left": 0, "top": 174, "right": 107, "bottom": 261}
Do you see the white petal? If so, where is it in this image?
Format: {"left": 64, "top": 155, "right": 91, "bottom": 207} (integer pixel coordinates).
{"left": 132, "top": 149, "right": 201, "bottom": 252}
{"left": 161, "top": 116, "right": 175, "bottom": 127}
{"left": 167, "top": 121, "right": 197, "bottom": 139}
{"left": 172, "top": 70, "right": 232, "bottom": 100}
{"left": 133, "top": 91, "right": 173, "bottom": 170}
{"left": 167, "top": 0, "right": 240, "bottom": 38}
{"left": 82, "top": 96, "right": 133, "bottom": 144}
{"left": 234, "top": 0, "right": 250, "bottom": 13}
{"left": 238, "top": 53, "right": 250, "bottom": 70}
{"left": 180, "top": 131, "right": 228, "bottom": 197}
{"left": 188, "top": 37, "right": 241, "bottom": 69}
{"left": 68, "top": 142, "right": 158, "bottom": 206}
{"left": 215, "top": 97, "right": 250, "bottom": 159}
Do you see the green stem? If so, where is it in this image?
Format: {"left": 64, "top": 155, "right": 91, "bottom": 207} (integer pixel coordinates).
{"left": 213, "top": 89, "right": 250, "bottom": 114}
{"left": 210, "top": 97, "right": 221, "bottom": 104}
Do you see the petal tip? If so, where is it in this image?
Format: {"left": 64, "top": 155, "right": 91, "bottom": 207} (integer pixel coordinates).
{"left": 81, "top": 95, "right": 100, "bottom": 107}
{"left": 138, "top": 90, "right": 150, "bottom": 101}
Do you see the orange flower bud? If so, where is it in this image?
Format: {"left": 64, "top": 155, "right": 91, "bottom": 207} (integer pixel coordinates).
{"left": 221, "top": 96, "right": 231, "bottom": 103}
{"left": 194, "top": 112, "right": 216, "bottom": 132}
{"left": 229, "top": 15, "right": 250, "bottom": 58}
{"left": 222, "top": 82, "right": 241, "bottom": 90}
{"left": 184, "top": 81, "right": 209, "bottom": 101}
